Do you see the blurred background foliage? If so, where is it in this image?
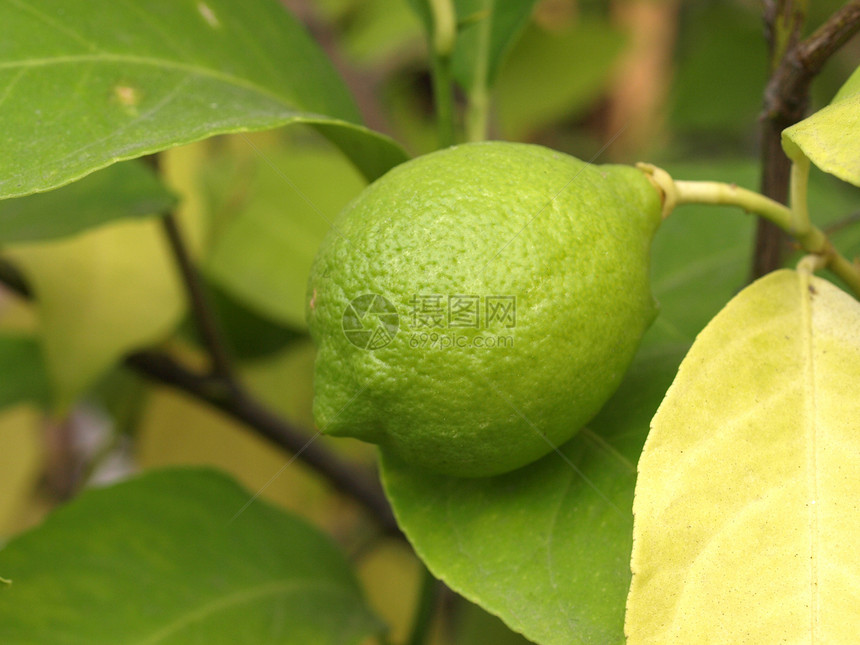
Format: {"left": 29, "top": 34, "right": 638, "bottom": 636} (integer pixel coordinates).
{"left": 0, "top": 0, "right": 857, "bottom": 642}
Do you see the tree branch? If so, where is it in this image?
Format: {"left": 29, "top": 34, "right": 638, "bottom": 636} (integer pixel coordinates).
{"left": 754, "top": 0, "right": 860, "bottom": 279}
{"left": 160, "top": 212, "right": 235, "bottom": 384}
{"left": 0, "top": 258, "right": 402, "bottom": 537}
{"left": 763, "top": 1, "right": 860, "bottom": 125}
{"left": 126, "top": 350, "right": 401, "bottom": 536}
{"left": 794, "top": 1, "right": 860, "bottom": 80}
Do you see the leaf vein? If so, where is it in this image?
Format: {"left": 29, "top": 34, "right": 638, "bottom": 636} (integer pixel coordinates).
{"left": 580, "top": 427, "right": 635, "bottom": 472}
{"left": 132, "top": 579, "right": 349, "bottom": 645}
{"left": 799, "top": 272, "right": 820, "bottom": 643}
{"left": 0, "top": 54, "right": 292, "bottom": 110}
{"left": 7, "top": 0, "right": 100, "bottom": 53}
{"left": 0, "top": 67, "right": 26, "bottom": 110}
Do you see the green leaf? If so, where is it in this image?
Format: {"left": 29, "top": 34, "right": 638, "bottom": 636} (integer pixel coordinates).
{"left": 495, "top": 20, "right": 626, "bottom": 139}
{"left": 406, "top": 0, "right": 535, "bottom": 90}
{"left": 191, "top": 283, "right": 305, "bottom": 361}
{"left": 0, "top": 161, "right": 175, "bottom": 244}
{"left": 403, "top": 0, "right": 433, "bottom": 34}
{"left": 204, "top": 137, "right": 367, "bottom": 329}
{"left": 782, "top": 65, "right": 860, "bottom": 186}
{"left": 0, "top": 335, "right": 50, "bottom": 410}
{"left": 339, "top": 0, "right": 423, "bottom": 66}
{"left": 0, "top": 467, "right": 383, "bottom": 644}
{"left": 669, "top": 2, "right": 765, "bottom": 138}
{"left": 450, "top": 0, "right": 537, "bottom": 91}
{"left": 0, "top": 0, "right": 407, "bottom": 200}
{"left": 380, "top": 344, "right": 686, "bottom": 645}
{"left": 627, "top": 270, "right": 860, "bottom": 643}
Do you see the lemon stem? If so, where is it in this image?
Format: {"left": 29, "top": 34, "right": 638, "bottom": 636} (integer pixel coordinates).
{"left": 429, "top": 0, "right": 457, "bottom": 148}
{"left": 637, "top": 163, "right": 860, "bottom": 299}
{"left": 465, "top": 1, "right": 492, "bottom": 142}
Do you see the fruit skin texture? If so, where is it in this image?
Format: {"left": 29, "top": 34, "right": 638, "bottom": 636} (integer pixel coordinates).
{"left": 307, "top": 142, "right": 662, "bottom": 477}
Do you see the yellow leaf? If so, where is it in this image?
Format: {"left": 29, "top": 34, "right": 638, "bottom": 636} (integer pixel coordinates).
{"left": 626, "top": 269, "right": 860, "bottom": 644}
{"left": 355, "top": 539, "right": 427, "bottom": 645}
{"left": 4, "top": 219, "right": 185, "bottom": 409}
{"left": 1, "top": 143, "right": 207, "bottom": 409}
{"left": 0, "top": 405, "right": 44, "bottom": 536}
{"left": 782, "top": 68, "right": 860, "bottom": 187}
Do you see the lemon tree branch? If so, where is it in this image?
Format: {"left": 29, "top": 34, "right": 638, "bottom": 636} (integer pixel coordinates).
{"left": 160, "top": 212, "right": 236, "bottom": 385}
{"left": 638, "top": 163, "right": 860, "bottom": 298}
{"left": 755, "top": 0, "right": 860, "bottom": 277}
{"left": 0, "top": 259, "right": 402, "bottom": 537}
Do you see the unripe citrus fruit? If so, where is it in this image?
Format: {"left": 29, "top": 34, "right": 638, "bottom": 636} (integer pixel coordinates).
{"left": 307, "top": 142, "right": 662, "bottom": 477}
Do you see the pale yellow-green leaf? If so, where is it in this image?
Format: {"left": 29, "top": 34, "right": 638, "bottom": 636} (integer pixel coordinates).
{"left": 0, "top": 405, "right": 44, "bottom": 536}
{"left": 627, "top": 269, "right": 860, "bottom": 644}
{"left": 1, "top": 144, "right": 207, "bottom": 409}
{"left": 3, "top": 220, "right": 184, "bottom": 408}
{"left": 355, "top": 539, "right": 430, "bottom": 645}
{"left": 782, "top": 66, "right": 860, "bottom": 186}
{"left": 832, "top": 65, "right": 860, "bottom": 104}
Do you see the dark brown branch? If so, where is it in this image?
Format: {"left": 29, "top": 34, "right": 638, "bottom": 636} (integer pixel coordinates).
{"left": 0, "top": 258, "right": 31, "bottom": 297}
{"left": 0, "top": 258, "right": 401, "bottom": 537}
{"left": 126, "top": 350, "right": 401, "bottom": 536}
{"left": 160, "top": 212, "right": 236, "bottom": 384}
{"left": 763, "top": 1, "right": 860, "bottom": 126}
{"left": 795, "top": 2, "right": 860, "bottom": 80}
{"left": 754, "top": 1, "right": 860, "bottom": 279}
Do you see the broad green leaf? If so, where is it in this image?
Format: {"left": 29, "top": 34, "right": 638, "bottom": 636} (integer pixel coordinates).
{"left": 627, "top": 270, "right": 860, "bottom": 644}
{"left": 381, "top": 344, "right": 686, "bottom": 645}
{"left": 406, "top": 0, "right": 536, "bottom": 90}
{"left": 450, "top": 0, "right": 537, "bottom": 91}
{"left": 0, "top": 467, "right": 383, "bottom": 644}
{"left": 403, "top": 0, "right": 433, "bottom": 36}
{"left": 0, "top": 334, "right": 50, "bottom": 410}
{"left": 0, "top": 161, "right": 174, "bottom": 244}
{"left": 495, "top": 20, "right": 626, "bottom": 139}
{"left": 783, "top": 66, "right": 860, "bottom": 186}
{"left": 204, "top": 137, "right": 367, "bottom": 329}
{"left": 669, "top": 2, "right": 765, "bottom": 137}
{"left": 3, "top": 217, "right": 186, "bottom": 408}
{"left": 187, "top": 283, "right": 305, "bottom": 361}
{"left": 0, "top": 0, "right": 407, "bottom": 200}
{"left": 339, "top": 0, "right": 423, "bottom": 66}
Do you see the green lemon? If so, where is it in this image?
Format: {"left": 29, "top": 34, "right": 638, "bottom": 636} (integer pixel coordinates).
{"left": 307, "top": 142, "right": 662, "bottom": 477}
